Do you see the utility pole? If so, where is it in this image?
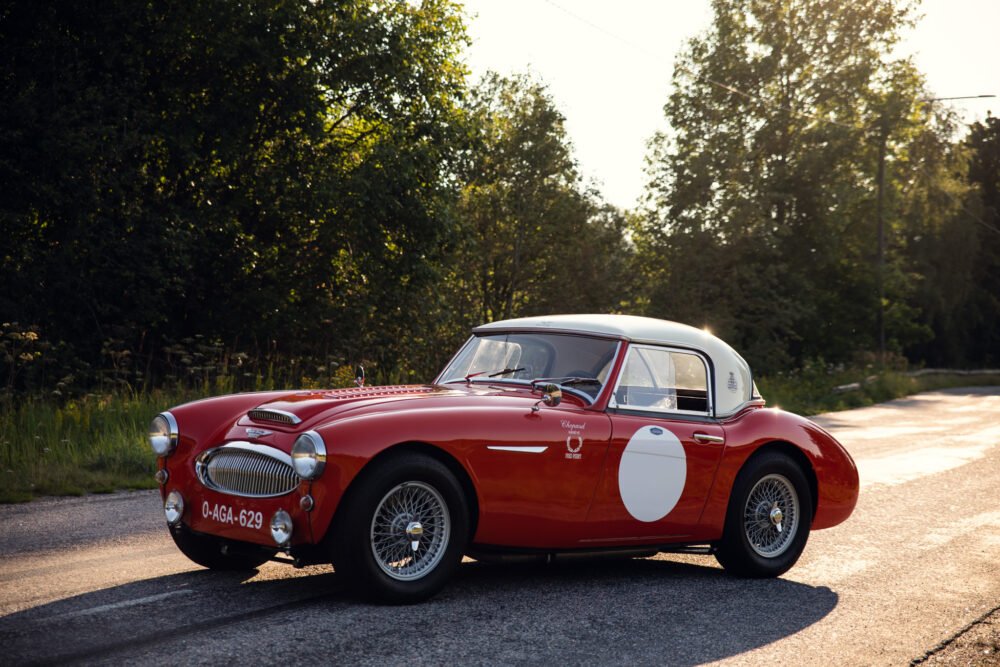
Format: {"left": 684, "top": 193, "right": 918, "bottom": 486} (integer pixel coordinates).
{"left": 876, "top": 115, "right": 888, "bottom": 366}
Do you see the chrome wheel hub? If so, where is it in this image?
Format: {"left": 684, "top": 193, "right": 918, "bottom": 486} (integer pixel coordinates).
{"left": 769, "top": 506, "right": 784, "bottom": 532}
{"left": 405, "top": 521, "right": 424, "bottom": 551}
{"left": 370, "top": 482, "right": 450, "bottom": 581}
{"left": 743, "top": 473, "right": 799, "bottom": 558}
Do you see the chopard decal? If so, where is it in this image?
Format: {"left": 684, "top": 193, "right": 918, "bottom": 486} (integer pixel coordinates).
{"left": 562, "top": 420, "right": 585, "bottom": 460}
{"left": 565, "top": 436, "right": 583, "bottom": 459}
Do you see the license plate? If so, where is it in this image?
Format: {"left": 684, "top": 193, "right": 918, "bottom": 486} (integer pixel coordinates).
{"left": 200, "top": 501, "right": 264, "bottom": 530}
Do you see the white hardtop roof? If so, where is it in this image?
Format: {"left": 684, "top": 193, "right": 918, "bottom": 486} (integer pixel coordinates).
{"left": 475, "top": 314, "right": 755, "bottom": 417}
{"left": 476, "top": 314, "right": 718, "bottom": 349}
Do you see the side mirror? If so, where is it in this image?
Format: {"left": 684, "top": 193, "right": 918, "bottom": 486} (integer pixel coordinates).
{"left": 355, "top": 366, "right": 365, "bottom": 387}
{"left": 532, "top": 383, "right": 562, "bottom": 412}
{"left": 542, "top": 383, "right": 562, "bottom": 406}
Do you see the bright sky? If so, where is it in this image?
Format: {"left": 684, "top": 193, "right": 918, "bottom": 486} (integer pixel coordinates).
{"left": 459, "top": 0, "right": 1000, "bottom": 209}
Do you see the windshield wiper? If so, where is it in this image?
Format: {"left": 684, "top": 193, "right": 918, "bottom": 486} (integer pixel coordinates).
{"left": 462, "top": 367, "right": 526, "bottom": 383}
{"left": 532, "top": 376, "right": 602, "bottom": 388}
{"left": 554, "top": 377, "right": 602, "bottom": 386}
{"left": 488, "top": 367, "right": 525, "bottom": 378}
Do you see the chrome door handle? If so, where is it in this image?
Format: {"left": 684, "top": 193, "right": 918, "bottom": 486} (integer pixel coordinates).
{"left": 693, "top": 432, "right": 724, "bottom": 444}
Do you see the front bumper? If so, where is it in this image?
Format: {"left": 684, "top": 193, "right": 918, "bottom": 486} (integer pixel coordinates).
{"left": 163, "top": 480, "right": 313, "bottom": 549}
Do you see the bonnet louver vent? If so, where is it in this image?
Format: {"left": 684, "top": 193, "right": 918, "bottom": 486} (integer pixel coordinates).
{"left": 247, "top": 409, "right": 301, "bottom": 425}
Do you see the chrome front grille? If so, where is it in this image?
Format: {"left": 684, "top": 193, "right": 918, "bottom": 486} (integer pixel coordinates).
{"left": 195, "top": 442, "right": 299, "bottom": 498}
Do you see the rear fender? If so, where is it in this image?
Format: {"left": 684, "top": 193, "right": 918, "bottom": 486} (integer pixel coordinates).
{"left": 700, "top": 409, "right": 859, "bottom": 535}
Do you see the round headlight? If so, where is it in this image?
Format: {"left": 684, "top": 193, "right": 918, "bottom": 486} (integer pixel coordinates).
{"left": 149, "top": 412, "right": 178, "bottom": 457}
{"left": 270, "top": 509, "right": 293, "bottom": 546}
{"left": 291, "top": 431, "right": 326, "bottom": 480}
{"left": 164, "top": 490, "right": 184, "bottom": 526}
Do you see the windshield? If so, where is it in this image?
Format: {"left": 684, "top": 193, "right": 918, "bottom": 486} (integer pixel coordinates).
{"left": 437, "top": 332, "right": 620, "bottom": 402}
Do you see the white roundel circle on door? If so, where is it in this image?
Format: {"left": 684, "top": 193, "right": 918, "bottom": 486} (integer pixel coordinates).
{"left": 617, "top": 425, "right": 687, "bottom": 522}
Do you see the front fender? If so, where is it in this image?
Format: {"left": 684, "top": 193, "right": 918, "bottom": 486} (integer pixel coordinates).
{"left": 305, "top": 406, "right": 483, "bottom": 544}
{"left": 160, "top": 391, "right": 293, "bottom": 500}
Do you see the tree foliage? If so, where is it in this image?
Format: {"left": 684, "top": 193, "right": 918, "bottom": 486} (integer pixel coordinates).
{"left": 1, "top": 0, "right": 998, "bottom": 399}
{"left": 639, "top": 0, "right": 982, "bottom": 372}
{"left": 446, "top": 73, "right": 631, "bottom": 328}
{"left": 0, "top": 0, "right": 472, "bottom": 390}
{"left": 927, "top": 115, "right": 1000, "bottom": 366}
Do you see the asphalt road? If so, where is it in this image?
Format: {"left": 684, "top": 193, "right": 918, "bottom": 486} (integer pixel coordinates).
{"left": 1, "top": 387, "right": 998, "bottom": 666}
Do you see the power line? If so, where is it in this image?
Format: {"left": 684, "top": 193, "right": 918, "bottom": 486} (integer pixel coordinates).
{"left": 919, "top": 95, "right": 996, "bottom": 102}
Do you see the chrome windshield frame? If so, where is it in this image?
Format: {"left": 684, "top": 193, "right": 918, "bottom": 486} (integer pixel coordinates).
{"left": 435, "top": 333, "right": 623, "bottom": 406}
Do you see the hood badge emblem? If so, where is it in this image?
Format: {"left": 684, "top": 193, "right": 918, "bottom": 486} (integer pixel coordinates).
{"left": 246, "top": 427, "right": 273, "bottom": 438}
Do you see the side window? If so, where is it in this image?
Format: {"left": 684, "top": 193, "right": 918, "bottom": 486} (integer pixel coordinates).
{"left": 614, "top": 346, "right": 710, "bottom": 415}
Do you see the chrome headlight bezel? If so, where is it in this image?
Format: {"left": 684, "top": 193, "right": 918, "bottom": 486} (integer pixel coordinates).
{"left": 149, "top": 412, "right": 179, "bottom": 457}
{"left": 291, "top": 431, "right": 327, "bottom": 480}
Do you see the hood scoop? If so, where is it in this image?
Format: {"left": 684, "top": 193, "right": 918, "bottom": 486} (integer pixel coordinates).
{"left": 246, "top": 385, "right": 442, "bottom": 427}
{"left": 247, "top": 408, "right": 302, "bottom": 425}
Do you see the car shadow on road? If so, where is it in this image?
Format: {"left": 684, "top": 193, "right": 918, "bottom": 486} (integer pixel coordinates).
{"left": 1, "top": 556, "right": 837, "bottom": 665}
{"left": 442, "top": 556, "right": 839, "bottom": 666}
{"left": 0, "top": 566, "right": 341, "bottom": 664}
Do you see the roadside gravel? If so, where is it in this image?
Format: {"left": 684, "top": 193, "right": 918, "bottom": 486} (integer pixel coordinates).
{"left": 917, "top": 605, "right": 1000, "bottom": 666}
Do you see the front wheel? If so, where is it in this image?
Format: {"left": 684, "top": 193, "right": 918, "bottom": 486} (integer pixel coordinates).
{"left": 329, "top": 452, "right": 469, "bottom": 604}
{"left": 715, "top": 451, "right": 813, "bottom": 578}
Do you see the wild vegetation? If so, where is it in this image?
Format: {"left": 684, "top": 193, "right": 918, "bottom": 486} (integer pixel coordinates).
{"left": 1, "top": 0, "right": 998, "bottom": 499}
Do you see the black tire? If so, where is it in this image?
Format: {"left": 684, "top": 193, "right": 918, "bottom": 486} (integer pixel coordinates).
{"left": 715, "top": 451, "right": 813, "bottom": 578}
{"left": 169, "top": 525, "right": 271, "bottom": 571}
{"left": 328, "top": 452, "right": 469, "bottom": 604}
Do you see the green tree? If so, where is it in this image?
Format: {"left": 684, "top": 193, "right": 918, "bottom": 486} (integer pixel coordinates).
{"left": 443, "top": 73, "right": 632, "bottom": 336}
{"left": 913, "top": 115, "right": 1000, "bottom": 366}
{"left": 0, "top": 0, "right": 470, "bottom": 390}
{"left": 640, "top": 0, "right": 958, "bottom": 370}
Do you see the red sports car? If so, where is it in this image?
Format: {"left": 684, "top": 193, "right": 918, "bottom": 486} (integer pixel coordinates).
{"left": 149, "top": 315, "right": 858, "bottom": 603}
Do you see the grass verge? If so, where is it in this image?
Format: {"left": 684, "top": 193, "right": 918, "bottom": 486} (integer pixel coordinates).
{"left": 0, "top": 388, "right": 207, "bottom": 503}
{"left": 2, "top": 371, "right": 999, "bottom": 503}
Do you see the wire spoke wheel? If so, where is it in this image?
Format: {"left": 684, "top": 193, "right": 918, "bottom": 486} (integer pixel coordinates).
{"left": 742, "top": 473, "right": 799, "bottom": 558}
{"left": 370, "top": 481, "right": 450, "bottom": 581}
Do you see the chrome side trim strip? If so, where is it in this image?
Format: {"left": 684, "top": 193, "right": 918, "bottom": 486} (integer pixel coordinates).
{"left": 487, "top": 445, "right": 548, "bottom": 453}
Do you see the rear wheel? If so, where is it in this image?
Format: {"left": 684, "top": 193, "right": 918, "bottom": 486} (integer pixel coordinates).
{"left": 715, "top": 451, "right": 813, "bottom": 577}
{"left": 329, "top": 452, "right": 469, "bottom": 604}
{"left": 169, "top": 525, "right": 271, "bottom": 571}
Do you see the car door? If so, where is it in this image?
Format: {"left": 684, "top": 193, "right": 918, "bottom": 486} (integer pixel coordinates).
{"left": 582, "top": 344, "right": 726, "bottom": 544}
{"left": 465, "top": 400, "right": 613, "bottom": 549}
